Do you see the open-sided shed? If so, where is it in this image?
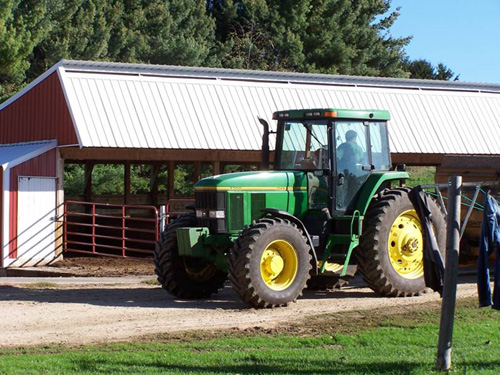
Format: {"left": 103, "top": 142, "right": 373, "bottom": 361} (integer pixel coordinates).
{"left": 2, "top": 59, "right": 500, "bottom": 265}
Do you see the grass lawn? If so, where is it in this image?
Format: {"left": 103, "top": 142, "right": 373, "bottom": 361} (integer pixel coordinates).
{"left": 1, "top": 297, "right": 499, "bottom": 374}
{"left": 406, "top": 166, "right": 436, "bottom": 187}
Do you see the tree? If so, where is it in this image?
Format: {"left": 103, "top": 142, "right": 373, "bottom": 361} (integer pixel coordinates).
{"left": 108, "top": 0, "right": 216, "bottom": 66}
{"left": 28, "top": 0, "right": 116, "bottom": 81}
{"left": 0, "top": 0, "right": 49, "bottom": 100}
{"left": 402, "top": 58, "right": 455, "bottom": 81}
{"left": 302, "top": 0, "right": 410, "bottom": 77}
{"left": 209, "top": 0, "right": 410, "bottom": 77}
{"left": 1, "top": 0, "right": 457, "bottom": 104}
{"left": 208, "top": 0, "right": 309, "bottom": 71}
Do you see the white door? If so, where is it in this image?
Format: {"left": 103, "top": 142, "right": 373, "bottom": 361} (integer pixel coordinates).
{"left": 16, "top": 177, "right": 57, "bottom": 266}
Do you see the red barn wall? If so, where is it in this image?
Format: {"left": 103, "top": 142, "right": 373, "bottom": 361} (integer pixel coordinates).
{"left": 0, "top": 72, "right": 78, "bottom": 145}
{"left": 8, "top": 149, "right": 57, "bottom": 258}
{"left": 0, "top": 168, "right": 3, "bottom": 267}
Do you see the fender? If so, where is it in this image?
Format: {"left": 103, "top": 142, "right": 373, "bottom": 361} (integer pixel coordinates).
{"left": 354, "top": 171, "right": 410, "bottom": 215}
{"left": 261, "top": 208, "right": 319, "bottom": 275}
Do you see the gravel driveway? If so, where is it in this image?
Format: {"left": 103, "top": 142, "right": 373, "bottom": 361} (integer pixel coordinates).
{"left": 0, "top": 274, "right": 479, "bottom": 347}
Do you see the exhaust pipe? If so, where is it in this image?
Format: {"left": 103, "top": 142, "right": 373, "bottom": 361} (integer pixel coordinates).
{"left": 258, "top": 117, "right": 271, "bottom": 171}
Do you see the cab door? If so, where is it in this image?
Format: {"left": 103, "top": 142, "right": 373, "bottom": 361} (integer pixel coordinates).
{"left": 333, "top": 121, "right": 371, "bottom": 212}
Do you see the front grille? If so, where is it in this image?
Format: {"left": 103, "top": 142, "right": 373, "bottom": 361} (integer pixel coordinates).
{"left": 195, "top": 191, "right": 226, "bottom": 233}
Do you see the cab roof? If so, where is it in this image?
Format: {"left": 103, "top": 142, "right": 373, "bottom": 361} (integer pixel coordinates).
{"left": 273, "top": 108, "right": 390, "bottom": 121}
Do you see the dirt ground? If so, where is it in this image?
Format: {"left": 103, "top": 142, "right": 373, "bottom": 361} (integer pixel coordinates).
{"left": 49, "top": 257, "right": 156, "bottom": 277}
{"left": 0, "top": 257, "right": 480, "bottom": 348}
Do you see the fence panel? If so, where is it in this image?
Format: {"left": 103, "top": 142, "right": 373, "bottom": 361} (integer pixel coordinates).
{"left": 64, "top": 201, "right": 159, "bottom": 258}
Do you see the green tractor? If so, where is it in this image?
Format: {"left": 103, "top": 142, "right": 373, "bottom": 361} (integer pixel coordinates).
{"left": 154, "top": 108, "right": 446, "bottom": 308}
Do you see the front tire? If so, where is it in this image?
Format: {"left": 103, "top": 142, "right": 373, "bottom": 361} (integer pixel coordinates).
{"left": 229, "top": 218, "right": 312, "bottom": 308}
{"left": 154, "top": 214, "right": 227, "bottom": 299}
{"left": 357, "top": 188, "right": 446, "bottom": 297}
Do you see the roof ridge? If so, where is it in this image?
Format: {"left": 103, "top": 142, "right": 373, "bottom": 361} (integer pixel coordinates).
{"left": 58, "top": 59, "right": 500, "bottom": 93}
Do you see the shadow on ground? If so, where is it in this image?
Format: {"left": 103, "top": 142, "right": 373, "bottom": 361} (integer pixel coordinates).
{"left": 0, "top": 271, "right": 477, "bottom": 310}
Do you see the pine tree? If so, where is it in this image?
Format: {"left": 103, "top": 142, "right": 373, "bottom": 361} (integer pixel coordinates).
{"left": 210, "top": 0, "right": 410, "bottom": 77}
{"left": 108, "top": 0, "right": 215, "bottom": 66}
{"left": 0, "top": 0, "right": 48, "bottom": 100}
{"left": 302, "top": 0, "right": 409, "bottom": 77}
{"left": 28, "top": 0, "right": 115, "bottom": 81}
{"left": 402, "top": 58, "right": 455, "bottom": 81}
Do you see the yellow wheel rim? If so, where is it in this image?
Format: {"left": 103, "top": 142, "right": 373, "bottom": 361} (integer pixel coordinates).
{"left": 260, "top": 240, "right": 298, "bottom": 291}
{"left": 388, "top": 209, "right": 424, "bottom": 279}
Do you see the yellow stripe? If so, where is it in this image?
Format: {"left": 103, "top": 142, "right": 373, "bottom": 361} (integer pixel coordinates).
{"left": 194, "top": 186, "right": 307, "bottom": 192}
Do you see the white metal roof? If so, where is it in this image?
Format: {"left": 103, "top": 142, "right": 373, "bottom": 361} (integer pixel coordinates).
{"left": 0, "top": 140, "right": 57, "bottom": 170}
{"left": 7, "top": 59, "right": 500, "bottom": 155}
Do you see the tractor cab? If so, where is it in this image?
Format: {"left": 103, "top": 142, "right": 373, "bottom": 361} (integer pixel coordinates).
{"left": 272, "top": 108, "right": 392, "bottom": 214}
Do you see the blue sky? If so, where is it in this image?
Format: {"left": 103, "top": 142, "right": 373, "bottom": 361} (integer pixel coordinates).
{"left": 389, "top": 0, "right": 500, "bottom": 84}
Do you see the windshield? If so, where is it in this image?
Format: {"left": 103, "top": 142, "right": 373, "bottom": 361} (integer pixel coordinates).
{"left": 277, "top": 120, "right": 329, "bottom": 170}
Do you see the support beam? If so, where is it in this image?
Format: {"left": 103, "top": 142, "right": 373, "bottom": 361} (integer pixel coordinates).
{"left": 168, "top": 161, "right": 175, "bottom": 200}
{"left": 84, "top": 161, "right": 95, "bottom": 202}
{"left": 212, "top": 161, "right": 220, "bottom": 175}
{"left": 391, "top": 153, "right": 445, "bottom": 166}
{"left": 60, "top": 147, "right": 265, "bottom": 163}
{"left": 193, "top": 161, "right": 201, "bottom": 182}
{"left": 124, "top": 161, "right": 131, "bottom": 205}
{"left": 150, "top": 163, "right": 161, "bottom": 206}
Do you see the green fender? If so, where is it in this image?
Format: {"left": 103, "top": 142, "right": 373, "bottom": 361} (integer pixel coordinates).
{"left": 354, "top": 171, "right": 409, "bottom": 216}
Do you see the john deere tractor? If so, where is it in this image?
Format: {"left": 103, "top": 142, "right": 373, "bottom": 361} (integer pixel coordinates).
{"left": 154, "top": 108, "right": 446, "bottom": 308}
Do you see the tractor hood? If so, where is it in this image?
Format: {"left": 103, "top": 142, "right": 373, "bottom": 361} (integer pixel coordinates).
{"left": 194, "top": 170, "right": 307, "bottom": 192}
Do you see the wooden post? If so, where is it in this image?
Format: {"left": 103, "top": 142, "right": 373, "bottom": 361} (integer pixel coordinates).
{"left": 212, "top": 161, "right": 220, "bottom": 176}
{"left": 150, "top": 162, "right": 161, "bottom": 206}
{"left": 84, "top": 161, "right": 94, "bottom": 202}
{"left": 168, "top": 161, "right": 175, "bottom": 200}
{"left": 124, "top": 161, "right": 131, "bottom": 205}
{"left": 193, "top": 161, "right": 201, "bottom": 182}
{"left": 436, "top": 175, "right": 462, "bottom": 371}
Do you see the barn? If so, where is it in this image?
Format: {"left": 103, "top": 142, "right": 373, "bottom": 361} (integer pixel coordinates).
{"left": 1, "top": 59, "right": 500, "bottom": 267}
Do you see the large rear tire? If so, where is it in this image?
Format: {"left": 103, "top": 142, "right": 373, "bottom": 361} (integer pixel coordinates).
{"left": 357, "top": 188, "right": 446, "bottom": 297}
{"left": 229, "top": 218, "right": 312, "bottom": 308}
{"left": 154, "top": 214, "right": 227, "bottom": 299}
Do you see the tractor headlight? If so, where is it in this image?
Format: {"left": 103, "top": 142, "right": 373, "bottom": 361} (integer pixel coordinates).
{"left": 196, "top": 209, "right": 208, "bottom": 218}
{"left": 209, "top": 210, "right": 225, "bottom": 219}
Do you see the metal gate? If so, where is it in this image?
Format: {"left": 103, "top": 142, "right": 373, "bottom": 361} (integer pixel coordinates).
{"left": 64, "top": 201, "right": 159, "bottom": 257}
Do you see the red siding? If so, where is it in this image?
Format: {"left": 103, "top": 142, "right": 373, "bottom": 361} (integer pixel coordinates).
{"left": 0, "top": 72, "right": 78, "bottom": 145}
{"left": 0, "top": 168, "right": 3, "bottom": 267}
{"left": 8, "top": 149, "right": 56, "bottom": 258}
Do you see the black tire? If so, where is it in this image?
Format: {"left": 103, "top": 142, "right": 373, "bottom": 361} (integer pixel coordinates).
{"left": 229, "top": 218, "right": 312, "bottom": 308}
{"left": 357, "top": 188, "right": 446, "bottom": 297}
{"left": 154, "top": 214, "right": 227, "bottom": 299}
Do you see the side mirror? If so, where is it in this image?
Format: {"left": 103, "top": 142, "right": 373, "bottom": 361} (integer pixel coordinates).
{"left": 362, "top": 164, "right": 375, "bottom": 171}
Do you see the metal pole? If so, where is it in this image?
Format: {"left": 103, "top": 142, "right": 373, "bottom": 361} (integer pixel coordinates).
{"left": 436, "top": 176, "right": 462, "bottom": 371}
{"left": 160, "top": 205, "right": 166, "bottom": 233}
